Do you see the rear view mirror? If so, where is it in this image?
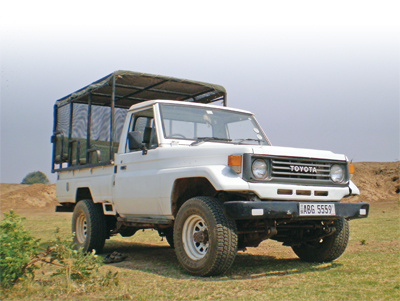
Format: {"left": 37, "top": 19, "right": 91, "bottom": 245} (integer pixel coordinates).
{"left": 128, "top": 131, "right": 148, "bottom": 154}
{"left": 128, "top": 131, "right": 143, "bottom": 150}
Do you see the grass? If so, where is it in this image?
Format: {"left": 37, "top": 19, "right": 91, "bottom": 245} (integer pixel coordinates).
{"left": 1, "top": 200, "right": 399, "bottom": 301}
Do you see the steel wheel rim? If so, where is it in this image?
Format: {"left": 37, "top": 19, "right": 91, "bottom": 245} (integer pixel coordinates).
{"left": 76, "top": 213, "right": 88, "bottom": 244}
{"left": 182, "top": 215, "right": 209, "bottom": 260}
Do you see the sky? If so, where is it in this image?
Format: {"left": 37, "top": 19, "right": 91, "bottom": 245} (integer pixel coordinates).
{"left": 1, "top": 1, "right": 399, "bottom": 184}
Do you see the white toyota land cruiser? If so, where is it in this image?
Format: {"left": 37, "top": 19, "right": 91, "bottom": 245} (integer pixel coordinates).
{"left": 52, "top": 71, "right": 369, "bottom": 276}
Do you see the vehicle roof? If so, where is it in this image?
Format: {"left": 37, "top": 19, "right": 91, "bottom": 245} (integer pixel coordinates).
{"left": 55, "top": 70, "right": 227, "bottom": 108}
{"left": 128, "top": 99, "right": 252, "bottom": 114}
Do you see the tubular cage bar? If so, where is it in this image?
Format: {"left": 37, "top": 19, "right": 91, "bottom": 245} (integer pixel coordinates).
{"left": 51, "top": 71, "right": 227, "bottom": 173}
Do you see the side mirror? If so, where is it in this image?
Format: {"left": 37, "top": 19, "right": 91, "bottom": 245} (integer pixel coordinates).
{"left": 128, "top": 131, "right": 148, "bottom": 154}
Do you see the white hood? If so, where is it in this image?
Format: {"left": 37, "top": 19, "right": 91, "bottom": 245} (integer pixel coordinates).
{"left": 252, "top": 145, "right": 347, "bottom": 161}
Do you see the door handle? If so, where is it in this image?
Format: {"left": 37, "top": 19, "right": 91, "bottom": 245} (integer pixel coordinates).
{"left": 120, "top": 165, "right": 127, "bottom": 170}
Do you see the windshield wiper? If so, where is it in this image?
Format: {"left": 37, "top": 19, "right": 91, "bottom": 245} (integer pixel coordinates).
{"left": 190, "top": 137, "right": 232, "bottom": 146}
{"left": 235, "top": 138, "right": 263, "bottom": 144}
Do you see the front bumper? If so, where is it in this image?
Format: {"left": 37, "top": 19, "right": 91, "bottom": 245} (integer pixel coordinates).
{"left": 247, "top": 182, "right": 357, "bottom": 201}
{"left": 223, "top": 201, "right": 369, "bottom": 221}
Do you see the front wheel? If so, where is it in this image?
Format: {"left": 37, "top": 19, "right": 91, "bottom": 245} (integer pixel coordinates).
{"left": 174, "top": 196, "right": 238, "bottom": 276}
{"left": 72, "top": 199, "right": 107, "bottom": 253}
{"left": 292, "top": 217, "right": 349, "bottom": 262}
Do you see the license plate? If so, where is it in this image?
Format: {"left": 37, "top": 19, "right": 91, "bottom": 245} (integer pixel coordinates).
{"left": 299, "top": 203, "right": 336, "bottom": 216}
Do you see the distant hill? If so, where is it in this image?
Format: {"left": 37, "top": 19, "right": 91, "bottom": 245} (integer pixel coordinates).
{"left": 349, "top": 161, "right": 399, "bottom": 203}
{"left": 0, "top": 183, "right": 58, "bottom": 212}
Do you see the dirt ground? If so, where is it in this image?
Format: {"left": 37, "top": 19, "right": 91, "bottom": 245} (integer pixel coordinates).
{"left": 347, "top": 161, "right": 399, "bottom": 203}
{"left": 0, "top": 161, "right": 399, "bottom": 212}
{"left": 0, "top": 183, "right": 58, "bottom": 212}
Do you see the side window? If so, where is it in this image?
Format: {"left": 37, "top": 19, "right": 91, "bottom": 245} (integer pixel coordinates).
{"left": 133, "top": 116, "right": 149, "bottom": 133}
{"left": 126, "top": 108, "right": 158, "bottom": 152}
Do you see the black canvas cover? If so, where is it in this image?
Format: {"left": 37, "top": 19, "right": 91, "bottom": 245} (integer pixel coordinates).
{"left": 52, "top": 71, "right": 227, "bottom": 172}
{"left": 55, "top": 70, "right": 227, "bottom": 108}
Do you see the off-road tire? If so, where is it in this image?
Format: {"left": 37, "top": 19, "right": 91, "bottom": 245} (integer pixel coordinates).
{"left": 292, "top": 217, "right": 349, "bottom": 262}
{"left": 72, "top": 199, "right": 107, "bottom": 254}
{"left": 174, "top": 196, "right": 238, "bottom": 276}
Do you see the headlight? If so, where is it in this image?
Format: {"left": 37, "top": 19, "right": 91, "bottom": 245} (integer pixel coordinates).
{"left": 330, "top": 165, "right": 345, "bottom": 183}
{"left": 252, "top": 159, "right": 268, "bottom": 179}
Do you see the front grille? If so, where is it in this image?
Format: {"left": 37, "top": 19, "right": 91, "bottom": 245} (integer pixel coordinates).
{"left": 243, "top": 154, "right": 348, "bottom": 186}
{"left": 271, "top": 158, "right": 331, "bottom": 181}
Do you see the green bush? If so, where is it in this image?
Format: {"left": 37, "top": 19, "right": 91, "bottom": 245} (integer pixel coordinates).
{"left": 0, "top": 210, "right": 40, "bottom": 287}
{"left": 21, "top": 171, "right": 50, "bottom": 184}
{"left": 0, "top": 211, "right": 116, "bottom": 290}
{"left": 44, "top": 230, "right": 104, "bottom": 289}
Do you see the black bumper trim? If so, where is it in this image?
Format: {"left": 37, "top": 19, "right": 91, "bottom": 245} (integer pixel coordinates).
{"left": 223, "top": 201, "right": 369, "bottom": 221}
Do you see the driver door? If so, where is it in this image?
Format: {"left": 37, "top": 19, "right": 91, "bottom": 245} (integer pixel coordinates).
{"left": 113, "top": 106, "right": 163, "bottom": 218}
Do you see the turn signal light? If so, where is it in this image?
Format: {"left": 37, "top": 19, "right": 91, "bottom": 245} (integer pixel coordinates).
{"left": 228, "top": 155, "right": 242, "bottom": 174}
{"left": 348, "top": 163, "right": 354, "bottom": 179}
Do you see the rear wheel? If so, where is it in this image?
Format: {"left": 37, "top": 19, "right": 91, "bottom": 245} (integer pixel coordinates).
{"left": 292, "top": 217, "right": 349, "bottom": 262}
{"left": 174, "top": 196, "right": 238, "bottom": 276}
{"left": 72, "top": 199, "right": 107, "bottom": 253}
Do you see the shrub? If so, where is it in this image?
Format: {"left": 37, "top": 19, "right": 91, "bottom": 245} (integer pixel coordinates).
{"left": 21, "top": 171, "right": 50, "bottom": 185}
{"left": 43, "top": 230, "right": 104, "bottom": 289}
{"left": 0, "top": 210, "right": 40, "bottom": 287}
{"left": 0, "top": 211, "right": 116, "bottom": 290}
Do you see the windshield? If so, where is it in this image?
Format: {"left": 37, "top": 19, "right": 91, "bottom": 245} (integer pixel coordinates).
{"left": 159, "top": 104, "right": 270, "bottom": 145}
